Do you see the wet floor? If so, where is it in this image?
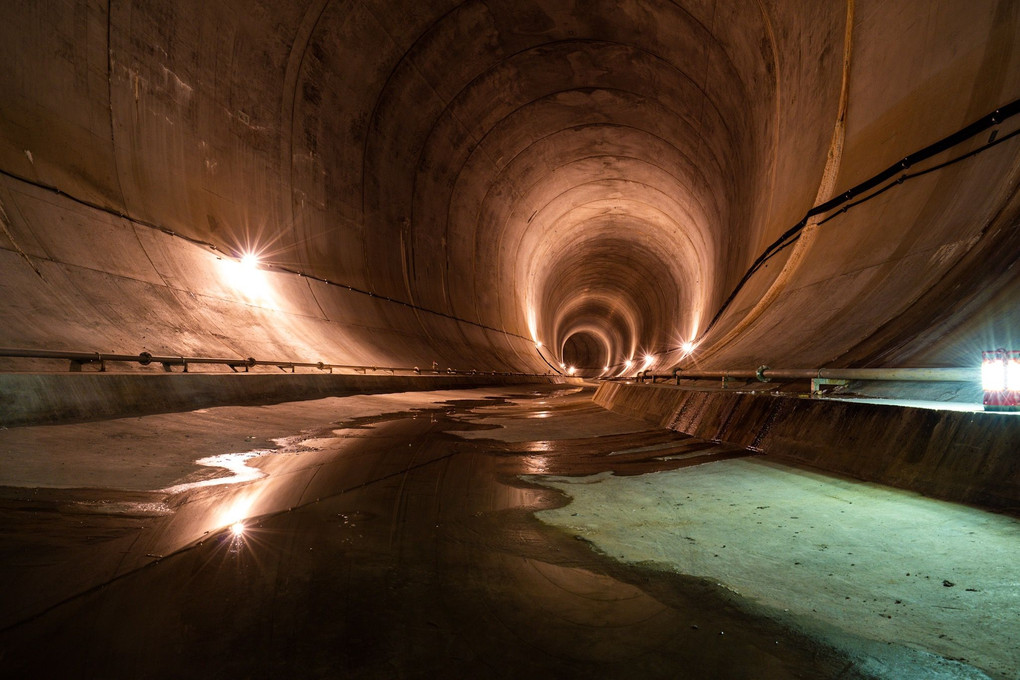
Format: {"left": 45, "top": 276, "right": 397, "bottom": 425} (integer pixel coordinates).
{"left": 0, "top": 386, "right": 967, "bottom": 678}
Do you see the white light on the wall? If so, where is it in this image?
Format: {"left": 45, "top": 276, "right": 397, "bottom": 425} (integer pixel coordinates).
{"left": 1008, "top": 358, "right": 1020, "bottom": 391}
{"left": 982, "top": 348, "right": 1020, "bottom": 411}
{"left": 982, "top": 356, "right": 1005, "bottom": 391}
{"left": 221, "top": 250, "right": 275, "bottom": 307}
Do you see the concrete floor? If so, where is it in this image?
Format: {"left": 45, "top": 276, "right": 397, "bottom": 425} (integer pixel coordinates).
{"left": 531, "top": 462, "right": 1018, "bottom": 679}
{"left": 0, "top": 386, "right": 1015, "bottom": 678}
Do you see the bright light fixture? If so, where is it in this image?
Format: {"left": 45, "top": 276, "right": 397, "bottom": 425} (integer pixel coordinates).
{"left": 535, "top": 341, "right": 543, "bottom": 348}
{"left": 982, "top": 357, "right": 1005, "bottom": 391}
{"left": 681, "top": 341, "right": 695, "bottom": 354}
{"left": 982, "top": 348, "right": 1020, "bottom": 411}
{"left": 221, "top": 250, "right": 275, "bottom": 306}
{"left": 230, "top": 521, "right": 246, "bottom": 537}
{"left": 1008, "top": 361, "right": 1020, "bottom": 391}
{"left": 624, "top": 359, "right": 633, "bottom": 368}
{"left": 567, "top": 366, "right": 576, "bottom": 375}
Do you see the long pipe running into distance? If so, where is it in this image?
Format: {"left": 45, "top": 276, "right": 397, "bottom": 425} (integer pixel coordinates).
{"left": 633, "top": 367, "right": 979, "bottom": 383}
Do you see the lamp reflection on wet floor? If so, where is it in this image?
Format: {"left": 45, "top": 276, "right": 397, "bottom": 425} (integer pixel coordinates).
{"left": 522, "top": 455, "right": 551, "bottom": 474}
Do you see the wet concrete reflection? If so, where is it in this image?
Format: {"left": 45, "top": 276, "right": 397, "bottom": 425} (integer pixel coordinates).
{"left": 0, "top": 387, "right": 857, "bottom": 678}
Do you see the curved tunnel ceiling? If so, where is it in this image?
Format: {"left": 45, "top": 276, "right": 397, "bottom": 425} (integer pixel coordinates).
{"left": 0, "top": 1, "right": 1018, "bottom": 374}
{"left": 312, "top": 0, "right": 771, "bottom": 370}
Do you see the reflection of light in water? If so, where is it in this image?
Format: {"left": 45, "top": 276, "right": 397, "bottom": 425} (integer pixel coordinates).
{"left": 227, "top": 516, "right": 249, "bottom": 554}
{"left": 157, "top": 453, "right": 269, "bottom": 539}
{"left": 160, "top": 451, "right": 270, "bottom": 494}
{"left": 527, "top": 411, "right": 553, "bottom": 419}
{"left": 527, "top": 306, "right": 539, "bottom": 344}
{"left": 526, "top": 441, "right": 553, "bottom": 452}
{"left": 71, "top": 499, "right": 172, "bottom": 517}
{"left": 524, "top": 455, "right": 550, "bottom": 473}
{"left": 218, "top": 494, "right": 257, "bottom": 532}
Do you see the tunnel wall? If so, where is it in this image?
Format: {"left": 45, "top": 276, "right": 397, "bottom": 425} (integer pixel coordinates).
{"left": 0, "top": 1, "right": 1018, "bottom": 386}
{"left": 0, "top": 176, "right": 544, "bottom": 373}
{"left": 696, "top": 1, "right": 1020, "bottom": 372}
{"left": 0, "top": 0, "right": 558, "bottom": 375}
{"left": 0, "top": 372, "right": 573, "bottom": 427}
{"left": 594, "top": 382, "right": 1019, "bottom": 511}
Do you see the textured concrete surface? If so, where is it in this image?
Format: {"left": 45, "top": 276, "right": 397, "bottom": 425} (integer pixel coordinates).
{"left": 0, "top": 387, "right": 876, "bottom": 679}
{"left": 0, "top": 1, "right": 1017, "bottom": 376}
{"left": 593, "top": 381, "right": 1020, "bottom": 509}
{"left": 0, "top": 387, "right": 553, "bottom": 490}
{"left": 1, "top": 4, "right": 1019, "bottom": 676}
{"left": 0, "top": 372, "right": 569, "bottom": 426}
{"left": 2, "top": 386, "right": 1014, "bottom": 678}
{"left": 532, "top": 459, "right": 1019, "bottom": 679}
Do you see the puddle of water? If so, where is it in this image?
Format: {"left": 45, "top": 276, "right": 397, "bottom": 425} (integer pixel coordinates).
{"left": 160, "top": 450, "right": 273, "bottom": 494}
{"left": 69, "top": 499, "right": 172, "bottom": 517}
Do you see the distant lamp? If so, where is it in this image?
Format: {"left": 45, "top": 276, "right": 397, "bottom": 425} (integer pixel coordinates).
{"left": 535, "top": 341, "right": 543, "bottom": 349}
{"left": 681, "top": 341, "right": 696, "bottom": 355}
{"left": 239, "top": 253, "right": 260, "bottom": 270}
{"left": 982, "top": 348, "right": 1020, "bottom": 411}
{"left": 567, "top": 366, "right": 576, "bottom": 375}
{"left": 624, "top": 359, "right": 633, "bottom": 368}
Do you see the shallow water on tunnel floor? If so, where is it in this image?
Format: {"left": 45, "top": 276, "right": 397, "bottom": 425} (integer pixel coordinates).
{"left": 0, "top": 389, "right": 873, "bottom": 679}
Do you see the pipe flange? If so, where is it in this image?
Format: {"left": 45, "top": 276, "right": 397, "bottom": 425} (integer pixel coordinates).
{"left": 138, "top": 351, "right": 153, "bottom": 366}
{"left": 756, "top": 365, "right": 771, "bottom": 382}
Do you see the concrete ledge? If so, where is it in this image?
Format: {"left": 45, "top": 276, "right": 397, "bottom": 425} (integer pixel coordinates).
{"left": 0, "top": 373, "right": 568, "bottom": 427}
{"left": 594, "top": 382, "right": 1019, "bottom": 511}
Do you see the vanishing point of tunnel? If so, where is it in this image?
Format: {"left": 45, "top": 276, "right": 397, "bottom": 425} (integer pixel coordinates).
{"left": 0, "top": 1, "right": 1018, "bottom": 678}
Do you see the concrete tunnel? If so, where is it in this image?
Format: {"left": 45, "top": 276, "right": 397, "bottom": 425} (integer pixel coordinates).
{"left": 0, "top": 1, "right": 1018, "bottom": 678}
